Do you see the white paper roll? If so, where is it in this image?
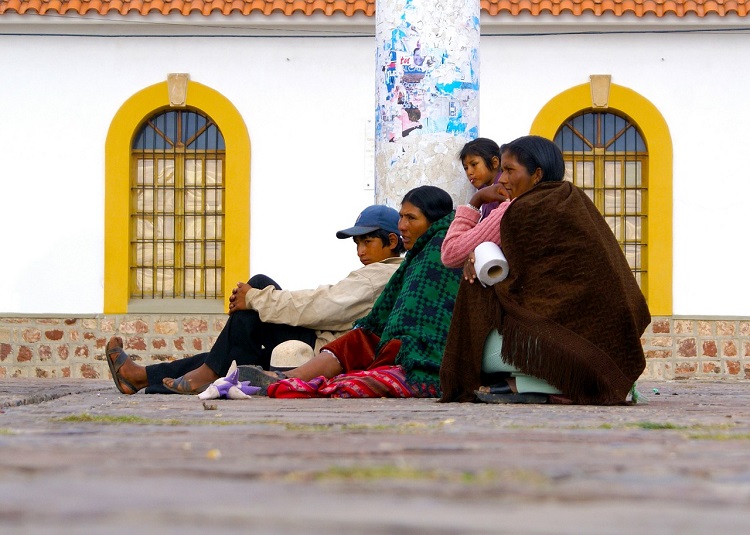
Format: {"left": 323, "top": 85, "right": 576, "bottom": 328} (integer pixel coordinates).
{"left": 474, "top": 242, "right": 509, "bottom": 287}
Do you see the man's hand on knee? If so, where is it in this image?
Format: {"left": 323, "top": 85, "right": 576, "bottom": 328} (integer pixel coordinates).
{"left": 228, "top": 282, "right": 251, "bottom": 313}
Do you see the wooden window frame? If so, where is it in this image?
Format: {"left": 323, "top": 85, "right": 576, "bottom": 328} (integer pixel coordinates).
{"left": 130, "top": 109, "right": 226, "bottom": 303}
{"left": 555, "top": 110, "right": 649, "bottom": 293}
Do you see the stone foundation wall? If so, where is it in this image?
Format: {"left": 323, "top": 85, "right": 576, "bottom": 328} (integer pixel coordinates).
{"left": 1, "top": 315, "right": 749, "bottom": 381}
{"left": 0, "top": 315, "right": 227, "bottom": 380}
{"left": 642, "top": 318, "right": 750, "bottom": 380}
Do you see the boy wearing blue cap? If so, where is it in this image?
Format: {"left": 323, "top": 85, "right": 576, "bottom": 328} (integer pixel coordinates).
{"left": 106, "top": 205, "right": 404, "bottom": 395}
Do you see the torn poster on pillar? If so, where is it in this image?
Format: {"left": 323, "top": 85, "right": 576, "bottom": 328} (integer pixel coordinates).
{"left": 375, "top": 0, "right": 480, "bottom": 143}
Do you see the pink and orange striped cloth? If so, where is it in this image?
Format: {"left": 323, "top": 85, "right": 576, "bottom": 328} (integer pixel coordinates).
{"left": 267, "top": 365, "right": 420, "bottom": 399}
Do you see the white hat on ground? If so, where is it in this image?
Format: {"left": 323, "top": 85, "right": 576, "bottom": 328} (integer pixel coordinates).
{"left": 270, "top": 340, "right": 315, "bottom": 369}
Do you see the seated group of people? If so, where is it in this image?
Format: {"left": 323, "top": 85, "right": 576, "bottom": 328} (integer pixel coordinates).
{"left": 107, "top": 135, "right": 651, "bottom": 405}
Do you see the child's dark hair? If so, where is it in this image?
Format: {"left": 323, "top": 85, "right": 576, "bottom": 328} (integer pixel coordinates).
{"left": 358, "top": 229, "right": 406, "bottom": 256}
{"left": 459, "top": 138, "right": 501, "bottom": 170}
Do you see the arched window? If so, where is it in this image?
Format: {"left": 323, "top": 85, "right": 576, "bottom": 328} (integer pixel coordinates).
{"left": 131, "top": 109, "right": 225, "bottom": 301}
{"left": 105, "top": 79, "right": 249, "bottom": 314}
{"left": 554, "top": 111, "right": 648, "bottom": 292}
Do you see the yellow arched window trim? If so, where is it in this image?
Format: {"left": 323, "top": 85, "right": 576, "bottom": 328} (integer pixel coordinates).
{"left": 105, "top": 80, "right": 250, "bottom": 313}
{"left": 530, "top": 82, "right": 672, "bottom": 315}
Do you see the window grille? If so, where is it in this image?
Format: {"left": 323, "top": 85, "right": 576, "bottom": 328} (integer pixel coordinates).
{"left": 554, "top": 112, "right": 648, "bottom": 292}
{"left": 130, "top": 109, "right": 226, "bottom": 300}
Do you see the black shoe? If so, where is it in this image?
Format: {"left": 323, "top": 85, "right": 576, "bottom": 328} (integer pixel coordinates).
{"left": 237, "top": 365, "right": 287, "bottom": 396}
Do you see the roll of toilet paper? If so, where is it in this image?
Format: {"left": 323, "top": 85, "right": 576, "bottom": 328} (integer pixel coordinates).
{"left": 474, "top": 242, "right": 509, "bottom": 287}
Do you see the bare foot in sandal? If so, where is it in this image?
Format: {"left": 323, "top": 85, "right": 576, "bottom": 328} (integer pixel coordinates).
{"left": 106, "top": 336, "right": 148, "bottom": 395}
{"left": 162, "top": 364, "right": 219, "bottom": 395}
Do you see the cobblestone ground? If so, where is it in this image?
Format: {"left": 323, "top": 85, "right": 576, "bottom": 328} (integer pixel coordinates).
{"left": 1, "top": 379, "right": 749, "bottom": 534}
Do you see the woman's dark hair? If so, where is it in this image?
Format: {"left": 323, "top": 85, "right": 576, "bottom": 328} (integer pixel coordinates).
{"left": 459, "top": 137, "right": 501, "bottom": 170}
{"left": 359, "top": 229, "right": 406, "bottom": 256}
{"left": 401, "top": 185, "right": 454, "bottom": 224}
{"left": 500, "top": 135, "right": 565, "bottom": 183}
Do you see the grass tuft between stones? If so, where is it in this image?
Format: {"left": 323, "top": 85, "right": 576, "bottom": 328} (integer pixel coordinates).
{"left": 52, "top": 413, "right": 245, "bottom": 426}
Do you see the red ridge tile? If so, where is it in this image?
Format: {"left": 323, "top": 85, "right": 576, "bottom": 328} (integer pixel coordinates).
{"left": 0, "top": 0, "right": 747, "bottom": 18}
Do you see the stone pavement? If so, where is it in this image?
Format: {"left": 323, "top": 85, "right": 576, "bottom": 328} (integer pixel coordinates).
{"left": 1, "top": 378, "right": 750, "bottom": 535}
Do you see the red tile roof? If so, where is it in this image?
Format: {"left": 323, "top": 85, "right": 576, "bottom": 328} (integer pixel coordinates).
{"left": 0, "top": 0, "right": 747, "bottom": 18}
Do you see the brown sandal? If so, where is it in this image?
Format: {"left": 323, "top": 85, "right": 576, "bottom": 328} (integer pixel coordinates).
{"left": 106, "top": 339, "right": 137, "bottom": 395}
{"left": 162, "top": 376, "right": 210, "bottom": 396}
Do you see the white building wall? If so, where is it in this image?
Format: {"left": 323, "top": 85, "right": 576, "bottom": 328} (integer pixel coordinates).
{"left": 0, "top": 32, "right": 378, "bottom": 314}
{"left": 0, "top": 16, "right": 748, "bottom": 316}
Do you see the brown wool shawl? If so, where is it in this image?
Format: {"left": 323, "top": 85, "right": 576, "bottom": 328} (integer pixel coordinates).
{"left": 439, "top": 181, "right": 651, "bottom": 405}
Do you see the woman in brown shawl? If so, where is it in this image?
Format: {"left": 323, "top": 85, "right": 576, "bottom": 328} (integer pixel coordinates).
{"left": 439, "top": 135, "right": 651, "bottom": 405}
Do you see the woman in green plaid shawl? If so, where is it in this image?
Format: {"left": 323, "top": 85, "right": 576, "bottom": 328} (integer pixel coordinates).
{"left": 257, "top": 186, "right": 462, "bottom": 399}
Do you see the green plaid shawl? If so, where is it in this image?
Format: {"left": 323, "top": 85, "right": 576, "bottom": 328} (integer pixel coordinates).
{"left": 355, "top": 212, "right": 462, "bottom": 396}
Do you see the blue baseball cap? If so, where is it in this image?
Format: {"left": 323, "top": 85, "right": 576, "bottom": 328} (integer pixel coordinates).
{"left": 336, "top": 205, "right": 400, "bottom": 239}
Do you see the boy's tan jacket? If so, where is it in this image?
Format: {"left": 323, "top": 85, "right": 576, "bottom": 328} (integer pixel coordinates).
{"left": 244, "top": 256, "right": 403, "bottom": 352}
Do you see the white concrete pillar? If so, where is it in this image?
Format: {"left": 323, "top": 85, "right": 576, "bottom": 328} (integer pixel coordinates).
{"left": 375, "top": 0, "right": 479, "bottom": 208}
